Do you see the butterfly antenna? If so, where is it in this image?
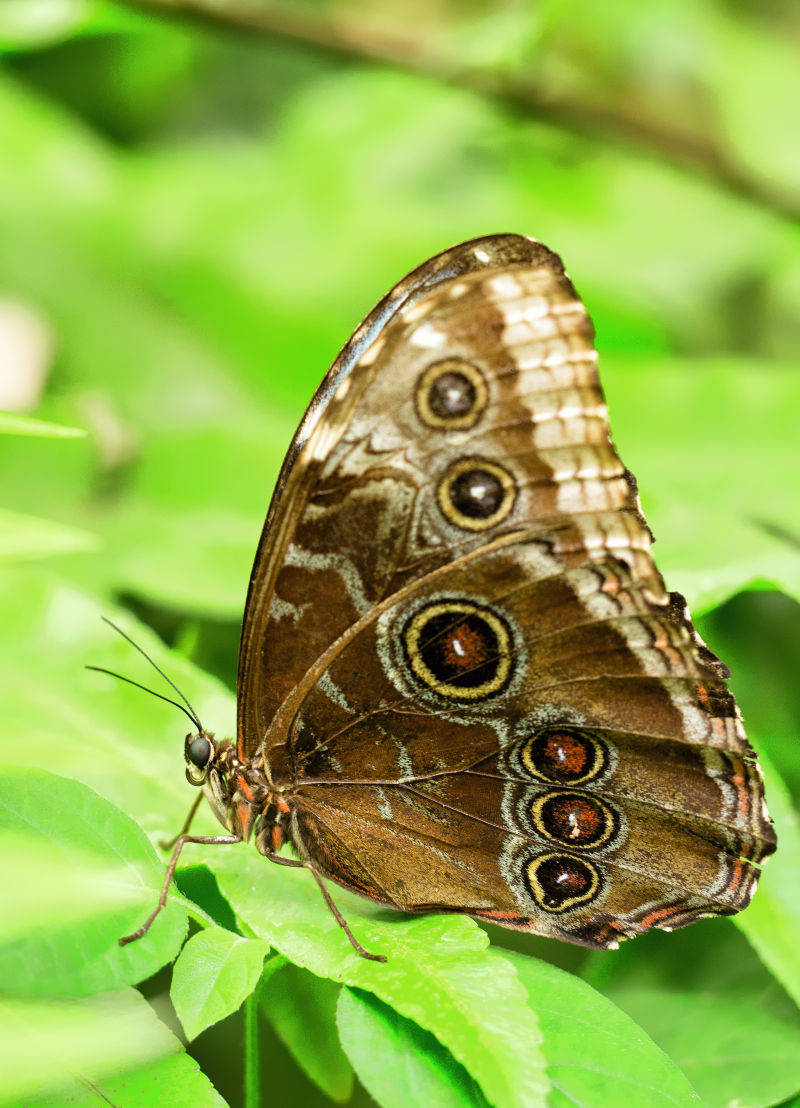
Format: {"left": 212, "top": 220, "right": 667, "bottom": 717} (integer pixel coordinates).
{"left": 93, "top": 616, "right": 204, "bottom": 732}
{"left": 85, "top": 665, "right": 202, "bottom": 730}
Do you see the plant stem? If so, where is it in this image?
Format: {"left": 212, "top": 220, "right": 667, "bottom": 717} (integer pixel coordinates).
{"left": 243, "top": 991, "right": 260, "bottom": 1108}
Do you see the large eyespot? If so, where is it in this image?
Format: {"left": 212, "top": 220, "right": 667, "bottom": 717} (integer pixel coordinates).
{"left": 402, "top": 600, "right": 514, "bottom": 701}
{"left": 416, "top": 359, "right": 487, "bottom": 430}
{"left": 529, "top": 791, "right": 619, "bottom": 849}
{"left": 520, "top": 729, "right": 607, "bottom": 785}
{"left": 188, "top": 735, "right": 212, "bottom": 769}
{"left": 524, "top": 853, "right": 602, "bottom": 913}
{"left": 437, "top": 458, "right": 516, "bottom": 531}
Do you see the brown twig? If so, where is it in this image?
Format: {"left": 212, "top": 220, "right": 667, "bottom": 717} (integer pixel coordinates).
{"left": 117, "top": 0, "right": 799, "bottom": 224}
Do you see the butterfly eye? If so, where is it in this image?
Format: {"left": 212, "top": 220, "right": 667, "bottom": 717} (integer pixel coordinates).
{"left": 187, "top": 735, "right": 212, "bottom": 769}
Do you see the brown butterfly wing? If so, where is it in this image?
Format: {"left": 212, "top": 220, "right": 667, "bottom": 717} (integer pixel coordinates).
{"left": 237, "top": 234, "right": 775, "bottom": 948}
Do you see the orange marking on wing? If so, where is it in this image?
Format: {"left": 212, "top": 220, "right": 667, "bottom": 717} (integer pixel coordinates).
{"left": 697, "top": 685, "right": 709, "bottom": 705}
{"left": 711, "top": 718, "right": 725, "bottom": 737}
{"left": 726, "top": 859, "right": 745, "bottom": 897}
{"left": 476, "top": 909, "right": 522, "bottom": 923}
{"left": 637, "top": 905, "right": 685, "bottom": 930}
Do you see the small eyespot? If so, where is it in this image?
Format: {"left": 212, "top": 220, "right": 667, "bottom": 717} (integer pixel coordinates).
{"left": 416, "top": 360, "right": 487, "bottom": 430}
{"left": 524, "top": 853, "right": 602, "bottom": 913}
{"left": 437, "top": 458, "right": 516, "bottom": 531}
{"left": 188, "top": 735, "right": 212, "bottom": 769}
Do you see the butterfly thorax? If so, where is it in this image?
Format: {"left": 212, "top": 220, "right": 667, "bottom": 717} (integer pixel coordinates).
{"left": 202, "top": 739, "right": 293, "bottom": 855}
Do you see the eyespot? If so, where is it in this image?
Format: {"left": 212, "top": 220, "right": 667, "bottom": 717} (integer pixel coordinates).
{"left": 529, "top": 791, "right": 619, "bottom": 849}
{"left": 524, "top": 853, "right": 602, "bottom": 913}
{"left": 437, "top": 458, "right": 516, "bottom": 531}
{"left": 188, "top": 735, "right": 212, "bottom": 769}
{"left": 520, "top": 729, "right": 607, "bottom": 785}
{"left": 402, "top": 600, "right": 514, "bottom": 701}
{"left": 416, "top": 360, "right": 487, "bottom": 430}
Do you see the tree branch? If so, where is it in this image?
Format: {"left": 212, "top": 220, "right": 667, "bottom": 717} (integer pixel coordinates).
{"left": 118, "top": 0, "right": 799, "bottom": 225}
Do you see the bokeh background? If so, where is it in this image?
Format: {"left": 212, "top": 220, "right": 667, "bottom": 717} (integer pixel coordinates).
{"left": 0, "top": 2, "right": 799, "bottom": 1107}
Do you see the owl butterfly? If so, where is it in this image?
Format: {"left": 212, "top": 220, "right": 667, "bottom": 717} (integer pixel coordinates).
{"left": 122, "top": 234, "right": 775, "bottom": 960}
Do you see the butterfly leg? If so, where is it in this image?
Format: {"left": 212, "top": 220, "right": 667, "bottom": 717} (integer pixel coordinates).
{"left": 264, "top": 852, "right": 387, "bottom": 963}
{"left": 120, "top": 832, "right": 241, "bottom": 946}
{"left": 159, "top": 790, "right": 205, "bottom": 850}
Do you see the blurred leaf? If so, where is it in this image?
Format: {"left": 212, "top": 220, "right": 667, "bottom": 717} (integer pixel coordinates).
{"left": 0, "top": 505, "right": 97, "bottom": 559}
{"left": 0, "top": 988, "right": 182, "bottom": 1108}
{"left": 25, "top": 1050, "right": 231, "bottom": 1108}
{"left": 0, "top": 0, "right": 93, "bottom": 50}
{"left": 603, "top": 358, "right": 800, "bottom": 611}
{"left": 0, "top": 62, "right": 795, "bottom": 619}
{"left": 698, "top": 590, "right": 800, "bottom": 803}
{"left": 0, "top": 565, "right": 232, "bottom": 837}
{"left": 261, "top": 963, "right": 354, "bottom": 1103}
{"left": 736, "top": 753, "right": 800, "bottom": 1012}
{"left": 505, "top": 950, "right": 701, "bottom": 1107}
{"left": 584, "top": 921, "right": 800, "bottom": 1108}
{"left": 0, "top": 829, "right": 142, "bottom": 943}
{"left": 171, "top": 927, "right": 269, "bottom": 1040}
{"left": 0, "top": 769, "right": 188, "bottom": 997}
{"left": 0, "top": 411, "right": 85, "bottom": 436}
{"left": 337, "top": 987, "right": 489, "bottom": 1108}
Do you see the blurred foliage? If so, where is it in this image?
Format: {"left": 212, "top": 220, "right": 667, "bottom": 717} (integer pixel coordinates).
{"left": 0, "top": 0, "right": 798, "bottom": 1105}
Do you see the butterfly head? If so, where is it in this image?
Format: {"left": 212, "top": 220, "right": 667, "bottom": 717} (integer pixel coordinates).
{"left": 184, "top": 729, "right": 217, "bottom": 785}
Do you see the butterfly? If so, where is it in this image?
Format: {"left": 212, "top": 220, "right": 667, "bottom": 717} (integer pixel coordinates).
{"left": 115, "top": 233, "right": 776, "bottom": 960}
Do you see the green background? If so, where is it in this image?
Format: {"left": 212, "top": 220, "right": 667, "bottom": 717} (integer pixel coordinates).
{"left": 0, "top": 1, "right": 798, "bottom": 1106}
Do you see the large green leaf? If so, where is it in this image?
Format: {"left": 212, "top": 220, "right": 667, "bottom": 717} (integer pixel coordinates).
{"left": 337, "top": 987, "right": 490, "bottom": 1108}
{"left": 0, "top": 770, "right": 187, "bottom": 996}
{"left": 584, "top": 921, "right": 800, "bottom": 1108}
{"left": 504, "top": 951, "right": 700, "bottom": 1107}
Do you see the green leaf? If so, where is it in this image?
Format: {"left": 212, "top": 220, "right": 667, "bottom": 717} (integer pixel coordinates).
{"left": 208, "top": 852, "right": 549, "bottom": 1108}
{"left": 0, "top": 506, "right": 97, "bottom": 559}
{"left": 0, "top": 829, "right": 142, "bottom": 944}
{"left": 503, "top": 950, "right": 701, "bottom": 1107}
{"left": 0, "top": 769, "right": 187, "bottom": 997}
{"left": 0, "top": 987, "right": 188, "bottom": 1108}
{"left": 261, "top": 963, "right": 354, "bottom": 1103}
{"left": 735, "top": 752, "right": 800, "bottom": 1011}
{"left": 171, "top": 927, "right": 269, "bottom": 1041}
{"left": 337, "top": 987, "right": 489, "bottom": 1108}
{"left": 24, "top": 1050, "right": 231, "bottom": 1108}
{"left": 0, "top": 412, "right": 86, "bottom": 437}
{"left": 584, "top": 921, "right": 800, "bottom": 1108}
